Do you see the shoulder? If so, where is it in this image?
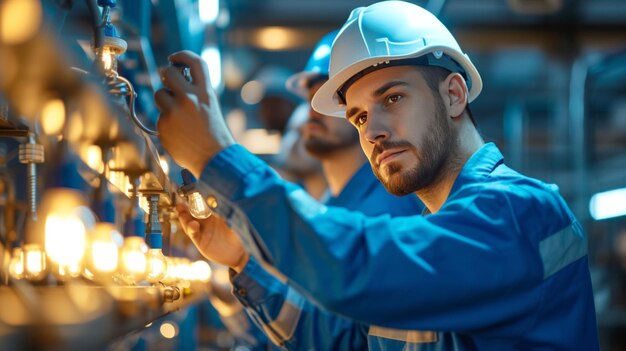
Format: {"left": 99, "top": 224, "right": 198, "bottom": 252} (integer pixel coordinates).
{"left": 451, "top": 165, "right": 573, "bottom": 236}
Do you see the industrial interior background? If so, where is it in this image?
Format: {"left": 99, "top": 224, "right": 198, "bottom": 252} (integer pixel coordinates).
{"left": 0, "top": 0, "right": 625, "bottom": 350}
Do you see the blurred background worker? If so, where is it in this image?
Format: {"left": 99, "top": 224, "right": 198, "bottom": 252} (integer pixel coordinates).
{"left": 274, "top": 102, "right": 328, "bottom": 200}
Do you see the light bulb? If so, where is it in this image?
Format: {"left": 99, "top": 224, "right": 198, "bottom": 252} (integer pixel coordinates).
{"left": 45, "top": 206, "right": 93, "bottom": 279}
{"left": 162, "top": 257, "right": 179, "bottom": 285}
{"left": 8, "top": 248, "right": 24, "bottom": 280}
{"left": 118, "top": 236, "right": 148, "bottom": 284}
{"left": 40, "top": 98, "right": 66, "bottom": 136}
{"left": 40, "top": 189, "right": 95, "bottom": 280}
{"left": 100, "top": 46, "right": 118, "bottom": 74}
{"left": 85, "top": 223, "right": 123, "bottom": 282}
{"left": 22, "top": 244, "right": 47, "bottom": 281}
{"left": 177, "top": 258, "right": 194, "bottom": 282}
{"left": 190, "top": 260, "right": 212, "bottom": 282}
{"left": 188, "top": 191, "right": 212, "bottom": 219}
{"left": 57, "top": 261, "right": 82, "bottom": 279}
{"left": 180, "top": 168, "right": 213, "bottom": 219}
{"left": 145, "top": 249, "right": 167, "bottom": 283}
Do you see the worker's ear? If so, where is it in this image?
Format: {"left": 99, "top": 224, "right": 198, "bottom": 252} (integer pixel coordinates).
{"left": 440, "top": 72, "right": 468, "bottom": 119}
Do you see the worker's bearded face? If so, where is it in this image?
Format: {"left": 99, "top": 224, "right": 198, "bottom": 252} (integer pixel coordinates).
{"left": 302, "top": 80, "right": 360, "bottom": 158}
{"left": 370, "top": 93, "right": 453, "bottom": 196}
{"left": 344, "top": 66, "right": 456, "bottom": 196}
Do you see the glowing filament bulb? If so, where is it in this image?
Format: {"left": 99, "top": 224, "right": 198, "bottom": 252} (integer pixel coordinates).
{"left": 91, "top": 241, "right": 119, "bottom": 272}
{"left": 145, "top": 248, "right": 167, "bottom": 283}
{"left": 163, "top": 257, "right": 179, "bottom": 284}
{"left": 86, "top": 223, "right": 123, "bottom": 281}
{"left": 188, "top": 191, "right": 212, "bottom": 219}
{"left": 45, "top": 210, "right": 89, "bottom": 279}
{"left": 9, "top": 248, "right": 24, "bottom": 280}
{"left": 22, "top": 244, "right": 47, "bottom": 281}
{"left": 100, "top": 46, "right": 117, "bottom": 74}
{"left": 190, "top": 260, "right": 212, "bottom": 282}
{"left": 119, "top": 236, "right": 148, "bottom": 284}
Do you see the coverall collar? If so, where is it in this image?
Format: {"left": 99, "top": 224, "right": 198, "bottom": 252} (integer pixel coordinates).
{"left": 423, "top": 142, "right": 504, "bottom": 216}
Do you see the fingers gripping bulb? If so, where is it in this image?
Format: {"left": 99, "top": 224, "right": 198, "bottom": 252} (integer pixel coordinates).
{"left": 179, "top": 169, "right": 212, "bottom": 219}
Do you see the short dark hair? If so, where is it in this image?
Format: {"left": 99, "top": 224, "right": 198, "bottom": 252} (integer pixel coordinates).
{"left": 419, "top": 66, "right": 476, "bottom": 127}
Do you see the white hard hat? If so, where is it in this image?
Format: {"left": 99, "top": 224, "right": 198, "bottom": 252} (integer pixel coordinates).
{"left": 311, "top": 0, "right": 482, "bottom": 118}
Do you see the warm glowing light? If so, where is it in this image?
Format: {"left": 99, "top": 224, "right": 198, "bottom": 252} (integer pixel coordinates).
{"left": 177, "top": 258, "right": 193, "bottom": 281}
{"left": 91, "top": 241, "right": 118, "bottom": 272}
{"left": 145, "top": 249, "right": 167, "bottom": 283}
{"left": 22, "top": 244, "right": 47, "bottom": 281}
{"left": 190, "top": 260, "right": 212, "bottom": 282}
{"left": 9, "top": 248, "right": 24, "bottom": 280}
{"left": 119, "top": 236, "right": 148, "bottom": 284}
{"left": 160, "top": 322, "right": 178, "bottom": 339}
{"left": 41, "top": 99, "right": 66, "bottom": 135}
{"left": 138, "top": 196, "right": 151, "bottom": 215}
{"left": 0, "top": 0, "right": 42, "bottom": 45}
{"left": 199, "top": 0, "right": 219, "bottom": 23}
{"left": 255, "top": 27, "right": 298, "bottom": 51}
{"left": 212, "top": 265, "right": 231, "bottom": 285}
{"left": 590, "top": 187, "right": 626, "bottom": 220}
{"left": 39, "top": 189, "right": 94, "bottom": 279}
{"left": 57, "top": 261, "right": 82, "bottom": 279}
{"left": 159, "top": 156, "right": 169, "bottom": 175}
{"left": 87, "top": 223, "right": 123, "bottom": 278}
{"left": 100, "top": 46, "right": 117, "bottom": 74}
{"left": 45, "top": 212, "right": 87, "bottom": 268}
{"left": 201, "top": 46, "right": 222, "bottom": 90}
{"left": 163, "top": 257, "right": 179, "bottom": 284}
{"left": 240, "top": 80, "right": 265, "bottom": 105}
{"left": 65, "top": 111, "right": 84, "bottom": 143}
{"left": 107, "top": 170, "right": 129, "bottom": 194}
{"left": 82, "top": 145, "right": 104, "bottom": 173}
{"left": 188, "top": 191, "right": 212, "bottom": 219}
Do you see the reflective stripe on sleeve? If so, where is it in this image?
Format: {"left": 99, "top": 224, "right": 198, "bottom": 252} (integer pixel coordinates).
{"left": 540, "top": 222, "right": 587, "bottom": 279}
{"left": 368, "top": 326, "right": 438, "bottom": 343}
{"left": 263, "top": 288, "right": 305, "bottom": 344}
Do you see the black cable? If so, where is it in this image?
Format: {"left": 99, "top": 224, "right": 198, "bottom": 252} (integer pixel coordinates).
{"left": 85, "top": 0, "right": 104, "bottom": 50}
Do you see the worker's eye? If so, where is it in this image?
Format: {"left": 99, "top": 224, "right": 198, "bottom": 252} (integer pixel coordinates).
{"left": 354, "top": 113, "right": 367, "bottom": 127}
{"left": 385, "top": 94, "right": 402, "bottom": 105}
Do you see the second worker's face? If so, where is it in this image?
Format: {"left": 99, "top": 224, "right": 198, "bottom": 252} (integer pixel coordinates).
{"left": 300, "top": 80, "right": 359, "bottom": 158}
{"left": 344, "top": 65, "right": 455, "bottom": 196}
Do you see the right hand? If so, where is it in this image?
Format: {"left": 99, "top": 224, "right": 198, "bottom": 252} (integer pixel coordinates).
{"left": 176, "top": 203, "right": 249, "bottom": 272}
{"left": 155, "top": 51, "right": 235, "bottom": 178}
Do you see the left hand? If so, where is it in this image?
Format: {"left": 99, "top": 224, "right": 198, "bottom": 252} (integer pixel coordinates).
{"left": 176, "top": 203, "right": 250, "bottom": 272}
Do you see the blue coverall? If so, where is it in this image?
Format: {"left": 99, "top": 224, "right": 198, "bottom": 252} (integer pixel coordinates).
{"left": 200, "top": 142, "right": 599, "bottom": 350}
{"left": 231, "top": 162, "right": 424, "bottom": 350}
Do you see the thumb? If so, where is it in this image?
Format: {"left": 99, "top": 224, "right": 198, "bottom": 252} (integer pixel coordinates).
{"left": 186, "top": 220, "right": 201, "bottom": 239}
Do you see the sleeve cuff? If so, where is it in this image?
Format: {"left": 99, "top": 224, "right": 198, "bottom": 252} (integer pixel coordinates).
{"left": 199, "top": 144, "right": 267, "bottom": 201}
{"left": 230, "top": 256, "right": 288, "bottom": 307}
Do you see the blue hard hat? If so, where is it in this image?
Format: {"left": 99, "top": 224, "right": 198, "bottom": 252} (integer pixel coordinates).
{"left": 286, "top": 30, "right": 339, "bottom": 99}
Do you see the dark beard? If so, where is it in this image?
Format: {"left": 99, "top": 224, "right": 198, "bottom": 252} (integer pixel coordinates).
{"left": 370, "top": 95, "right": 455, "bottom": 196}
{"left": 304, "top": 123, "right": 360, "bottom": 158}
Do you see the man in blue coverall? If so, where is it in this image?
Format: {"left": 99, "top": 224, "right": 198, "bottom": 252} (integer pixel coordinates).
{"left": 155, "top": 1, "right": 599, "bottom": 350}
{"left": 211, "top": 30, "right": 424, "bottom": 350}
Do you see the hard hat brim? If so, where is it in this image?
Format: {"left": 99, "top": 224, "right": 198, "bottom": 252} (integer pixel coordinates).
{"left": 311, "top": 47, "right": 482, "bottom": 118}
{"left": 285, "top": 71, "right": 320, "bottom": 100}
